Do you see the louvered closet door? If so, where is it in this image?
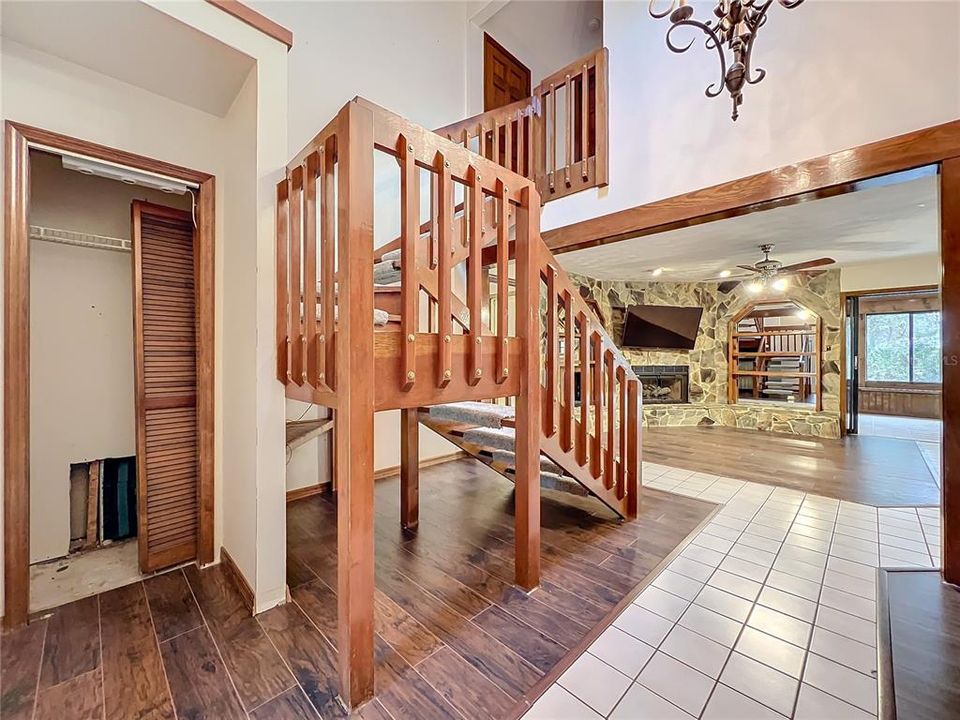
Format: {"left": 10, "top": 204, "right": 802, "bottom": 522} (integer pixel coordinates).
{"left": 132, "top": 201, "right": 199, "bottom": 572}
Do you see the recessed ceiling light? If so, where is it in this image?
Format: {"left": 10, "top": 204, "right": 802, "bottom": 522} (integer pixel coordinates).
{"left": 719, "top": 269, "right": 732, "bottom": 278}
{"left": 918, "top": 203, "right": 927, "bottom": 208}
{"left": 652, "top": 267, "right": 665, "bottom": 276}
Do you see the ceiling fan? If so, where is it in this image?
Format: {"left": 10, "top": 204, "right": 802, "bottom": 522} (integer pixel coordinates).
{"left": 721, "top": 244, "right": 835, "bottom": 292}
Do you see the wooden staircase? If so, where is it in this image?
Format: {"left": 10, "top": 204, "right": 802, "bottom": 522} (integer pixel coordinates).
{"left": 274, "top": 48, "right": 628, "bottom": 708}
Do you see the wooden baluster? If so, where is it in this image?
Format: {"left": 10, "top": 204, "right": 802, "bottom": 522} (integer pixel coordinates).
{"left": 496, "top": 179, "right": 509, "bottom": 384}
{"left": 320, "top": 141, "right": 336, "bottom": 389}
{"left": 515, "top": 110, "right": 525, "bottom": 178}
{"left": 627, "top": 379, "right": 640, "bottom": 519}
{"left": 527, "top": 106, "right": 535, "bottom": 185}
{"left": 492, "top": 120, "right": 500, "bottom": 168}
{"left": 461, "top": 127, "right": 469, "bottom": 151}
{"left": 289, "top": 165, "right": 304, "bottom": 386}
{"left": 429, "top": 172, "right": 438, "bottom": 269}
{"left": 275, "top": 179, "right": 290, "bottom": 383}
{"left": 399, "top": 135, "right": 418, "bottom": 390}
{"left": 605, "top": 350, "right": 615, "bottom": 490}
{"left": 563, "top": 290, "right": 574, "bottom": 452}
{"left": 546, "top": 269, "right": 558, "bottom": 438}
{"left": 580, "top": 64, "right": 589, "bottom": 179}
{"left": 617, "top": 365, "right": 627, "bottom": 499}
{"left": 564, "top": 73, "right": 572, "bottom": 187}
{"left": 577, "top": 312, "right": 590, "bottom": 467}
{"left": 591, "top": 332, "right": 603, "bottom": 479}
{"left": 467, "top": 166, "right": 483, "bottom": 384}
{"left": 504, "top": 115, "right": 513, "bottom": 172}
{"left": 548, "top": 83, "right": 556, "bottom": 192}
{"left": 436, "top": 153, "right": 452, "bottom": 388}
{"left": 304, "top": 153, "right": 319, "bottom": 388}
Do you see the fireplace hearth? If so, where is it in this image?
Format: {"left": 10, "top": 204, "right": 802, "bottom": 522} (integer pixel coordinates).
{"left": 633, "top": 365, "right": 689, "bottom": 405}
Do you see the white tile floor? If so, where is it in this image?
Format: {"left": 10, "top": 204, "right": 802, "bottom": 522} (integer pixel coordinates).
{"left": 523, "top": 463, "right": 942, "bottom": 720}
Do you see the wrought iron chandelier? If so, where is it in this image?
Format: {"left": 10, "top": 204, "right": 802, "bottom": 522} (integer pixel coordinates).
{"left": 649, "top": 0, "right": 805, "bottom": 121}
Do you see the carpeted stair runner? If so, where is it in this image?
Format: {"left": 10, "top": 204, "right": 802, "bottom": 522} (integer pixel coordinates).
{"left": 428, "top": 401, "right": 515, "bottom": 428}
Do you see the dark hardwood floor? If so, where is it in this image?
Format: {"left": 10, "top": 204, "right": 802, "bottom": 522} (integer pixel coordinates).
{"left": 879, "top": 569, "right": 960, "bottom": 719}
{"left": 1, "top": 458, "right": 715, "bottom": 720}
{"left": 644, "top": 425, "right": 941, "bottom": 507}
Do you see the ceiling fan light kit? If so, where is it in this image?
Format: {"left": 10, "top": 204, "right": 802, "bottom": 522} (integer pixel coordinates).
{"left": 648, "top": 0, "right": 806, "bottom": 120}
{"left": 736, "top": 243, "right": 835, "bottom": 291}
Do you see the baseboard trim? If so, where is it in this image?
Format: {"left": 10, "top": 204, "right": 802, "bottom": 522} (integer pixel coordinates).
{"left": 373, "top": 451, "right": 467, "bottom": 481}
{"left": 220, "top": 546, "right": 255, "bottom": 615}
{"left": 285, "top": 452, "right": 468, "bottom": 504}
{"left": 285, "top": 484, "right": 330, "bottom": 503}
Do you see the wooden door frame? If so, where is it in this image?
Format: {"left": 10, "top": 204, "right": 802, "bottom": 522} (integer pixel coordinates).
{"left": 541, "top": 118, "right": 960, "bottom": 585}
{"left": 3, "top": 121, "right": 216, "bottom": 628}
{"left": 839, "top": 284, "right": 941, "bottom": 434}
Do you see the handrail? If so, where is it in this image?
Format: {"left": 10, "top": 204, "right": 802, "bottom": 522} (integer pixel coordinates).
{"left": 535, "top": 234, "right": 640, "bottom": 517}
{"left": 435, "top": 47, "right": 609, "bottom": 205}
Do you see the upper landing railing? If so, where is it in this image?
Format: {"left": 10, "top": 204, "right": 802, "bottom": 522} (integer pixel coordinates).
{"left": 435, "top": 47, "right": 609, "bottom": 204}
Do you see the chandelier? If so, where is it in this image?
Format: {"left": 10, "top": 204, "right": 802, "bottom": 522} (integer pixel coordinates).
{"left": 649, "top": 0, "right": 805, "bottom": 121}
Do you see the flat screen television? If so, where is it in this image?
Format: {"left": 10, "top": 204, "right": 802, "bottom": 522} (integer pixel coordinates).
{"left": 621, "top": 305, "right": 703, "bottom": 350}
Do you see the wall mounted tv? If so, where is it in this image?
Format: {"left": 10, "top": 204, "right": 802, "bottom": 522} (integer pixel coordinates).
{"left": 621, "top": 305, "right": 703, "bottom": 350}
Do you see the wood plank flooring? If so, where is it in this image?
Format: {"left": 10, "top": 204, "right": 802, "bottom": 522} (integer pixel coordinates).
{"left": 879, "top": 569, "right": 960, "bottom": 719}
{"left": 644, "top": 425, "right": 941, "bottom": 506}
{"left": 1, "top": 458, "right": 714, "bottom": 719}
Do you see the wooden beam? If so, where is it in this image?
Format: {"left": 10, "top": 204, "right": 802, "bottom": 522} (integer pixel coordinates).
{"left": 204, "top": 0, "right": 293, "bottom": 49}
{"left": 543, "top": 119, "right": 960, "bottom": 255}
{"left": 400, "top": 408, "right": 419, "bottom": 531}
{"left": 513, "top": 186, "right": 541, "bottom": 590}
{"left": 942, "top": 157, "right": 960, "bottom": 584}
{"left": 335, "top": 103, "right": 376, "bottom": 708}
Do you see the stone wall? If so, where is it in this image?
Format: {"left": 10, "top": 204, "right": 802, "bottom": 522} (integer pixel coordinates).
{"left": 572, "top": 270, "right": 843, "bottom": 438}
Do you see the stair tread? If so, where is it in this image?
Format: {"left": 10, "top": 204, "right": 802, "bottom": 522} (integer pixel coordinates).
{"left": 428, "top": 401, "right": 515, "bottom": 429}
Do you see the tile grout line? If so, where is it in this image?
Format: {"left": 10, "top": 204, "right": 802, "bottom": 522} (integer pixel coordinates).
{"left": 695, "top": 485, "right": 809, "bottom": 719}
{"left": 786, "top": 494, "right": 842, "bottom": 719}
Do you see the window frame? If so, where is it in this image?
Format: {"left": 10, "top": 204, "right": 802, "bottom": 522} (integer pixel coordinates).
{"left": 863, "top": 309, "right": 942, "bottom": 387}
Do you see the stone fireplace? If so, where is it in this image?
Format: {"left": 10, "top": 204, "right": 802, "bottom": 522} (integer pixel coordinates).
{"left": 634, "top": 365, "right": 689, "bottom": 405}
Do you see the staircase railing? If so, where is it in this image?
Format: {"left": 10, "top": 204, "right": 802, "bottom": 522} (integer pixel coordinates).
{"left": 435, "top": 47, "right": 609, "bottom": 204}
{"left": 535, "top": 238, "right": 641, "bottom": 519}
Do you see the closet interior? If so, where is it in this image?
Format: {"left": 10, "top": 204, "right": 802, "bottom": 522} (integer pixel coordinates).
{"left": 28, "top": 149, "right": 199, "bottom": 612}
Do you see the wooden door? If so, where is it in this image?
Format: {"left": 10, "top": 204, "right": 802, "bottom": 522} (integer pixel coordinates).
{"left": 484, "top": 33, "right": 531, "bottom": 111}
{"left": 132, "top": 201, "right": 199, "bottom": 572}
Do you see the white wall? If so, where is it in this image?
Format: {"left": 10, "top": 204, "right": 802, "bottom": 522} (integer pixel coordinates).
{"left": 543, "top": 0, "right": 960, "bottom": 233}
{"left": 27, "top": 153, "right": 190, "bottom": 563}
{"left": 467, "top": 0, "right": 603, "bottom": 115}
{"left": 2, "top": 0, "right": 289, "bottom": 613}
{"left": 252, "top": 0, "right": 471, "bottom": 158}
{"left": 841, "top": 254, "right": 941, "bottom": 293}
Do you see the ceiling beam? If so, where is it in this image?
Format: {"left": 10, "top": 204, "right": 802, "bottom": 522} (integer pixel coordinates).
{"left": 542, "top": 119, "right": 960, "bottom": 256}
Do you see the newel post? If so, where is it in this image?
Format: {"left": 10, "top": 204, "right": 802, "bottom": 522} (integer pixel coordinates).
{"left": 514, "top": 185, "right": 542, "bottom": 590}
{"left": 334, "top": 101, "right": 376, "bottom": 708}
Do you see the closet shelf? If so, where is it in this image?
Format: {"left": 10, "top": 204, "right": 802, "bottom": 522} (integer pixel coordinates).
{"left": 30, "top": 224, "right": 131, "bottom": 253}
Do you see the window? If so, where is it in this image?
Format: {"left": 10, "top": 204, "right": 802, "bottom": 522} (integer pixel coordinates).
{"left": 865, "top": 311, "right": 941, "bottom": 384}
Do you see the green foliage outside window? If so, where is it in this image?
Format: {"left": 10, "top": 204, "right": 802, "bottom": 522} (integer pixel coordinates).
{"left": 865, "top": 311, "right": 941, "bottom": 384}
